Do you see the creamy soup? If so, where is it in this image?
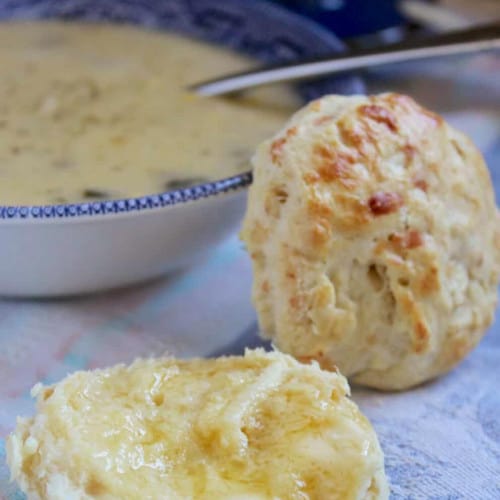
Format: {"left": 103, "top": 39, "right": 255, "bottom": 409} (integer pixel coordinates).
{"left": 0, "top": 22, "right": 298, "bottom": 205}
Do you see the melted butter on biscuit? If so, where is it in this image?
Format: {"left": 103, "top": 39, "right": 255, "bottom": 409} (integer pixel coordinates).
{"left": 7, "top": 349, "right": 388, "bottom": 499}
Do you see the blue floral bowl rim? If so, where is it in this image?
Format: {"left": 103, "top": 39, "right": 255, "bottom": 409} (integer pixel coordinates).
{"left": 0, "top": 172, "right": 253, "bottom": 221}
{"left": 0, "top": 0, "right": 356, "bottom": 221}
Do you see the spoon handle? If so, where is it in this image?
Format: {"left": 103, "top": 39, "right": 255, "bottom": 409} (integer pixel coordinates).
{"left": 191, "top": 22, "right": 500, "bottom": 97}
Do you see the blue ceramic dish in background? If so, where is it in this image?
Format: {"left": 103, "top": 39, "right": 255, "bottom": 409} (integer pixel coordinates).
{"left": 0, "top": 0, "right": 362, "bottom": 297}
{"left": 271, "top": 0, "right": 406, "bottom": 39}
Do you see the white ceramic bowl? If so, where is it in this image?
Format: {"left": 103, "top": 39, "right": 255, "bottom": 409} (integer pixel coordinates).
{"left": 0, "top": 0, "right": 362, "bottom": 297}
{"left": 0, "top": 177, "right": 252, "bottom": 296}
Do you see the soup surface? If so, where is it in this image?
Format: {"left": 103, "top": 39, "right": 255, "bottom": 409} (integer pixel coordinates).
{"left": 0, "top": 22, "right": 298, "bottom": 205}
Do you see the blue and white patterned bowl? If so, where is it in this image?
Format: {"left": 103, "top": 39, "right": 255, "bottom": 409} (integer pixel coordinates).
{"left": 0, "top": 0, "right": 362, "bottom": 296}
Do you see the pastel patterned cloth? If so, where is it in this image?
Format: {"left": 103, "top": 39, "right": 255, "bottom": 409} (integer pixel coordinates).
{"left": 1, "top": 58, "right": 500, "bottom": 499}
{"left": 1, "top": 234, "right": 499, "bottom": 500}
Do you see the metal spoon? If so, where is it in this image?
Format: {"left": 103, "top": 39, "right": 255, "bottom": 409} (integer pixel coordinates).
{"left": 190, "top": 22, "right": 500, "bottom": 97}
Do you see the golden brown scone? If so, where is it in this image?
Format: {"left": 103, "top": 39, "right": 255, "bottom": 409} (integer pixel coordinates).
{"left": 241, "top": 93, "right": 500, "bottom": 390}
{"left": 7, "top": 349, "right": 388, "bottom": 500}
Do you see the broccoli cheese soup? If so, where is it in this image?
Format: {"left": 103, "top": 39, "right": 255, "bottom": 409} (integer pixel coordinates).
{"left": 0, "top": 22, "right": 298, "bottom": 205}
